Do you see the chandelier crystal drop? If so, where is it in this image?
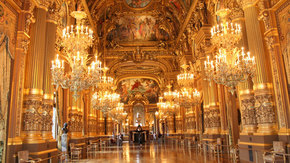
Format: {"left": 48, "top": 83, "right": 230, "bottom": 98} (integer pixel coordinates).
{"left": 204, "top": 47, "right": 256, "bottom": 94}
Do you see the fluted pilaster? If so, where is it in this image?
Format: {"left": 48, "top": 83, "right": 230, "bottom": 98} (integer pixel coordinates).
{"left": 22, "top": 7, "right": 47, "bottom": 144}
{"left": 242, "top": 0, "right": 277, "bottom": 134}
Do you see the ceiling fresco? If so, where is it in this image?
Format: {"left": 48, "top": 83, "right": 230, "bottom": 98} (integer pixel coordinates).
{"left": 106, "top": 15, "right": 170, "bottom": 42}
{"left": 116, "top": 78, "right": 160, "bottom": 104}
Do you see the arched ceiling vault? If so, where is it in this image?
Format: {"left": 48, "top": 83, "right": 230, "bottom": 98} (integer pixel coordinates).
{"left": 80, "top": 0, "right": 202, "bottom": 86}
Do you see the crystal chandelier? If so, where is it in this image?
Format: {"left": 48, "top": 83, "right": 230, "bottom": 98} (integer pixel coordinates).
{"left": 179, "top": 88, "right": 201, "bottom": 107}
{"left": 177, "top": 64, "right": 195, "bottom": 88}
{"left": 62, "top": 11, "right": 94, "bottom": 53}
{"left": 109, "top": 103, "right": 127, "bottom": 123}
{"left": 210, "top": 8, "right": 242, "bottom": 49}
{"left": 204, "top": 47, "right": 256, "bottom": 94}
{"left": 91, "top": 66, "right": 118, "bottom": 114}
{"left": 97, "top": 67, "right": 114, "bottom": 91}
{"left": 51, "top": 54, "right": 102, "bottom": 99}
{"left": 91, "top": 91, "right": 120, "bottom": 114}
{"left": 161, "top": 85, "right": 180, "bottom": 115}
{"left": 51, "top": 10, "right": 101, "bottom": 99}
{"left": 177, "top": 64, "right": 201, "bottom": 107}
{"left": 204, "top": 8, "right": 256, "bottom": 94}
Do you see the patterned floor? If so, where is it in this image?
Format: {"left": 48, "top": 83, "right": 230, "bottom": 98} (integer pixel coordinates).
{"left": 69, "top": 141, "right": 234, "bottom": 163}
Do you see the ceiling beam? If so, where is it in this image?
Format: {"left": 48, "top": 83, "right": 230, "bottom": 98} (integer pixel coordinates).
{"left": 175, "top": 0, "right": 198, "bottom": 45}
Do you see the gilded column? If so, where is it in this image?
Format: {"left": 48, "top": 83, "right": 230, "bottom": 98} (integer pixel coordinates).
{"left": 217, "top": 84, "right": 228, "bottom": 135}
{"left": 22, "top": 6, "right": 47, "bottom": 144}
{"left": 68, "top": 99, "right": 81, "bottom": 139}
{"left": 98, "top": 111, "right": 105, "bottom": 135}
{"left": 232, "top": 9, "right": 257, "bottom": 134}
{"left": 7, "top": 1, "right": 33, "bottom": 160}
{"left": 107, "top": 117, "right": 113, "bottom": 135}
{"left": 42, "top": 3, "right": 58, "bottom": 142}
{"left": 208, "top": 81, "right": 221, "bottom": 134}
{"left": 241, "top": 0, "right": 277, "bottom": 134}
{"left": 167, "top": 116, "right": 175, "bottom": 134}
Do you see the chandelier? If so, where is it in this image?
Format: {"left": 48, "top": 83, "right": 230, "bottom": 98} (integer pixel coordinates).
{"left": 204, "top": 8, "right": 256, "bottom": 94}
{"left": 62, "top": 11, "right": 94, "bottom": 53}
{"left": 91, "top": 91, "right": 120, "bottom": 114}
{"left": 160, "top": 85, "right": 180, "bottom": 116}
{"left": 177, "top": 64, "right": 201, "bottom": 107}
{"left": 51, "top": 10, "right": 101, "bottom": 99}
{"left": 97, "top": 67, "right": 114, "bottom": 91}
{"left": 179, "top": 88, "right": 201, "bottom": 107}
{"left": 210, "top": 9, "right": 242, "bottom": 49}
{"left": 51, "top": 53, "right": 102, "bottom": 99}
{"left": 177, "top": 64, "right": 195, "bottom": 88}
{"left": 109, "top": 103, "right": 127, "bottom": 123}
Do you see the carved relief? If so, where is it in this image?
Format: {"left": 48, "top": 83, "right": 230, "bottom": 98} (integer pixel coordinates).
{"left": 240, "top": 98, "right": 257, "bottom": 126}
{"left": 255, "top": 94, "right": 276, "bottom": 124}
{"left": 23, "top": 100, "right": 43, "bottom": 131}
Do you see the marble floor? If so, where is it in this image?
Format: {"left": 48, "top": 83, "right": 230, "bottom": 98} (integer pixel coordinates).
{"left": 72, "top": 141, "right": 235, "bottom": 163}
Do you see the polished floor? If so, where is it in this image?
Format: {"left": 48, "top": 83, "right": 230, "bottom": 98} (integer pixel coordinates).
{"left": 73, "top": 141, "right": 234, "bottom": 163}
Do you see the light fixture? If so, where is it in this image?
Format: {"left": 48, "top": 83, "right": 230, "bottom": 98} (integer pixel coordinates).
{"left": 62, "top": 11, "right": 93, "bottom": 53}
{"left": 91, "top": 91, "right": 120, "bottom": 114}
{"left": 177, "top": 64, "right": 195, "bottom": 89}
{"left": 109, "top": 103, "right": 127, "bottom": 123}
{"left": 51, "top": 54, "right": 102, "bottom": 99}
{"left": 51, "top": 10, "right": 101, "bottom": 99}
{"left": 204, "top": 8, "right": 256, "bottom": 94}
{"left": 204, "top": 48, "right": 255, "bottom": 94}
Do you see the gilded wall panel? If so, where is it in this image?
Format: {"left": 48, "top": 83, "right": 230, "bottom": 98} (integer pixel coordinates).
{"left": 276, "top": 2, "right": 290, "bottom": 91}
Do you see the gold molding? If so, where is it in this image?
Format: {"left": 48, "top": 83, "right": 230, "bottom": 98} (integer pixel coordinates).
{"left": 29, "top": 148, "right": 58, "bottom": 156}
{"left": 7, "top": 137, "right": 23, "bottom": 145}
{"left": 43, "top": 94, "right": 53, "bottom": 100}
{"left": 253, "top": 83, "right": 273, "bottom": 91}
{"left": 238, "top": 142, "right": 272, "bottom": 147}
{"left": 23, "top": 88, "right": 43, "bottom": 95}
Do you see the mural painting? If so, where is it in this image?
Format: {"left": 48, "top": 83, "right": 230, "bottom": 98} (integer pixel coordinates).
{"left": 107, "top": 16, "right": 169, "bottom": 42}
{"left": 117, "top": 78, "right": 160, "bottom": 104}
{"left": 126, "top": 0, "right": 152, "bottom": 8}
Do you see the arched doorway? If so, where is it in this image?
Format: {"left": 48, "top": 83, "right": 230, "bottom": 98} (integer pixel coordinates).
{"left": 133, "top": 103, "right": 145, "bottom": 126}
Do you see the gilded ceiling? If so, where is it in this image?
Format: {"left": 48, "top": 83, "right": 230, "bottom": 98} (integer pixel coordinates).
{"left": 75, "top": 0, "right": 212, "bottom": 88}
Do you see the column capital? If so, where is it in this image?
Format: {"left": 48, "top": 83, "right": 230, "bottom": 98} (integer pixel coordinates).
{"left": 34, "top": 0, "right": 55, "bottom": 11}
{"left": 46, "top": 2, "right": 60, "bottom": 24}
{"left": 237, "top": 0, "right": 259, "bottom": 9}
